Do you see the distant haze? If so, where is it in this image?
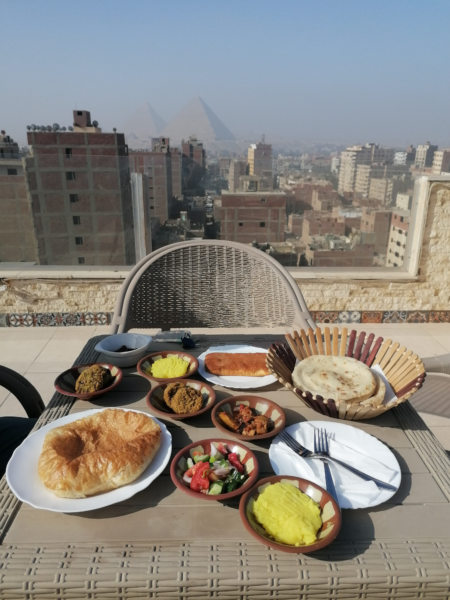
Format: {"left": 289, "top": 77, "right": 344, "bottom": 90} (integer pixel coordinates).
{"left": 3, "top": 0, "right": 450, "bottom": 150}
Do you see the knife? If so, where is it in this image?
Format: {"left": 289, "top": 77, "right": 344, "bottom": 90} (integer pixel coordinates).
{"left": 277, "top": 429, "right": 398, "bottom": 491}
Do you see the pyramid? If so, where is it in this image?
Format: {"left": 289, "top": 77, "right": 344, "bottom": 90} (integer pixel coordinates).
{"left": 123, "top": 103, "right": 166, "bottom": 149}
{"left": 160, "top": 97, "right": 235, "bottom": 146}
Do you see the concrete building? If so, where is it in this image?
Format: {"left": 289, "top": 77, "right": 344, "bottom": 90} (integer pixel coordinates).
{"left": 25, "top": 110, "right": 135, "bottom": 265}
{"left": 338, "top": 143, "right": 395, "bottom": 195}
{"left": 368, "top": 177, "right": 393, "bottom": 205}
{"left": 227, "top": 159, "right": 247, "bottom": 192}
{"left": 216, "top": 191, "right": 286, "bottom": 244}
{"left": 247, "top": 142, "right": 273, "bottom": 190}
{"left": 431, "top": 149, "right": 450, "bottom": 175}
{"left": 302, "top": 211, "right": 346, "bottom": 242}
{"left": 287, "top": 213, "right": 303, "bottom": 236}
{"left": 0, "top": 132, "right": 38, "bottom": 262}
{"left": 415, "top": 142, "right": 438, "bottom": 169}
{"left": 386, "top": 208, "right": 409, "bottom": 267}
{"left": 129, "top": 137, "right": 177, "bottom": 226}
{"left": 360, "top": 207, "right": 392, "bottom": 255}
{"left": 305, "top": 235, "right": 374, "bottom": 267}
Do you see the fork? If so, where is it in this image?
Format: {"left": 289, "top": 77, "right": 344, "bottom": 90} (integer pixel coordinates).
{"left": 278, "top": 428, "right": 397, "bottom": 491}
{"left": 314, "top": 428, "right": 338, "bottom": 503}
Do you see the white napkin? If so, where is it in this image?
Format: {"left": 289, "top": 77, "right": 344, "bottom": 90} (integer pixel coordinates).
{"left": 270, "top": 422, "right": 400, "bottom": 510}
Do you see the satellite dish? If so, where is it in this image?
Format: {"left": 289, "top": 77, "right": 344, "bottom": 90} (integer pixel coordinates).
{"left": 61, "top": 126, "right": 66, "bottom": 131}
{"left": 46, "top": 125, "right": 52, "bottom": 131}
{"left": 68, "top": 126, "right": 73, "bottom": 131}
{"left": 92, "top": 120, "right": 98, "bottom": 127}
{"left": 31, "top": 124, "right": 36, "bottom": 130}
{"left": 113, "top": 127, "right": 117, "bottom": 132}
{"left": 52, "top": 123, "right": 60, "bottom": 131}
{"left": 27, "top": 125, "right": 31, "bottom": 130}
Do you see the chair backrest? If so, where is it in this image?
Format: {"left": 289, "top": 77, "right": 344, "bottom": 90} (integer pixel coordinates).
{"left": 0, "top": 366, "right": 45, "bottom": 418}
{"left": 111, "top": 240, "right": 315, "bottom": 333}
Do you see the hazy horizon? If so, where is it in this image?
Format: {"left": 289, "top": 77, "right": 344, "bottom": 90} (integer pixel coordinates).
{"left": 3, "top": 0, "right": 450, "bottom": 149}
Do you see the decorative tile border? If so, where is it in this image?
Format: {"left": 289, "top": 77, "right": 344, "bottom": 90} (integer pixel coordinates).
{"left": 311, "top": 310, "right": 450, "bottom": 324}
{"left": 2, "top": 312, "right": 112, "bottom": 327}
{"left": 0, "top": 310, "right": 449, "bottom": 327}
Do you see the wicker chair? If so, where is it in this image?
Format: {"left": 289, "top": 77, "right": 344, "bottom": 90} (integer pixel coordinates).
{"left": 110, "top": 240, "right": 315, "bottom": 333}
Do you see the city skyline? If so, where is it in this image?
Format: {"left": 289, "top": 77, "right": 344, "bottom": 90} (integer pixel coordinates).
{"left": 3, "top": 0, "right": 450, "bottom": 148}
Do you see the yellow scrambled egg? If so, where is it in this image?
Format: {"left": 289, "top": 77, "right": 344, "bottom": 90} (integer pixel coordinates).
{"left": 149, "top": 356, "right": 189, "bottom": 378}
{"left": 253, "top": 482, "right": 322, "bottom": 546}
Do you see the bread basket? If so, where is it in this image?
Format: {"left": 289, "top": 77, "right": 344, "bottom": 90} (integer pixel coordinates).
{"left": 266, "top": 327, "right": 426, "bottom": 421}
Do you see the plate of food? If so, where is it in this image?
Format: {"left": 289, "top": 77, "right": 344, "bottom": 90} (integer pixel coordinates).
{"left": 269, "top": 421, "right": 401, "bottom": 509}
{"left": 6, "top": 408, "right": 172, "bottom": 512}
{"left": 198, "top": 345, "right": 277, "bottom": 389}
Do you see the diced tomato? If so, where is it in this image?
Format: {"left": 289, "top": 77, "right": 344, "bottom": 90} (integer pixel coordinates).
{"left": 185, "top": 461, "right": 208, "bottom": 479}
{"left": 227, "top": 452, "right": 244, "bottom": 473}
{"left": 216, "top": 442, "right": 229, "bottom": 456}
{"left": 190, "top": 462, "right": 211, "bottom": 492}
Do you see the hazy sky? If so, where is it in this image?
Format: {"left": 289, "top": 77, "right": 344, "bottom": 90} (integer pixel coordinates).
{"left": 2, "top": 0, "right": 450, "bottom": 148}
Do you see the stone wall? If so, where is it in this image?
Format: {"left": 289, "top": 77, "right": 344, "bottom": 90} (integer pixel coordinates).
{"left": 0, "top": 183, "right": 448, "bottom": 324}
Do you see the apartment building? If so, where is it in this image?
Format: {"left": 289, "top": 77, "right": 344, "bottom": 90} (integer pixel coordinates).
{"left": 129, "top": 137, "right": 178, "bottom": 225}
{"left": 216, "top": 191, "right": 286, "bottom": 244}
{"left": 181, "top": 136, "right": 206, "bottom": 192}
{"left": 338, "top": 143, "right": 395, "bottom": 195}
{"left": 302, "top": 212, "right": 346, "bottom": 242}
{"left": 431, "top": 149, "right": 450, "bottom": 174}
{"left": 0, "top": 132, "right": 38, "bottom": 262}
{"left": 360, "top": 207, "right": 392, "bottom": 255}
{"left": 247, "top": 142, "right": 273, "bottom": 190}
{"left": 415, "top": 142, "right": 438, "bottom": 169}
{"left": 386, "top": 209, "right": 409, "bottom": 267}
{"left": 227, "top": 159, "right": 247, "bottom": 192}
{"left": 368, "top": 177, "right": 393, "bottom": 205}
{"left": 25, "top": 110, "right": 135, "bottom": 265}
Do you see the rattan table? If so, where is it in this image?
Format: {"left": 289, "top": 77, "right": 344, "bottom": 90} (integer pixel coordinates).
{"left": 1, "top": 331, "right": 449, "bottom": 599}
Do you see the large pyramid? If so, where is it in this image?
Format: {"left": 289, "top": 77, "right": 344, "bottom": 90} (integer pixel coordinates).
{"left": 123, "top": 102, "right": 166, "bottom": 149}
{"left": 160, "top": 97, "right": 236, "bottom": 148}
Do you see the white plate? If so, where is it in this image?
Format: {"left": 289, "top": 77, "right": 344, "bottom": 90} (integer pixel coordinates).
{"left": 6, "top": 408, "right": 172, "bottom": 513}
{"left": 198, "top": 345, "right": 277, "bottom": 389}
{"left": 269, "top": 421, "right": 401, "bottom": 509}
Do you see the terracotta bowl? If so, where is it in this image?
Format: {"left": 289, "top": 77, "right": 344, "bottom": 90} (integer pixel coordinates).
{"left": 137, "top": 350, "right": 198, "bottom": 383}
{"left": 211, "top": 395, "right": 285, "bottom": 441}
{"left": 267, "top": 326, "right": 426, "bottom": 420}
{"left": 239, "top": 475, "right": 341, "bottom": 553}
{"left": 170, "top": 438, "right": 259, "bottom": 501}
{"left": 54, "top": 363, "right": 122, "bottom": 400}
{"left": 146, "top": 379, "right": 216, "bottom": 420}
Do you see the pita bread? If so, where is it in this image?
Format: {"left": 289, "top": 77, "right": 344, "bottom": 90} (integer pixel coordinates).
{"left": 292, "top": 355, "right": 377, "bottom": 403}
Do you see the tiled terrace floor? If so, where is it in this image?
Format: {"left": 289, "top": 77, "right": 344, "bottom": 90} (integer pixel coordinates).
{"left": 1, "top": 323, "right": 449, "bottom": 451}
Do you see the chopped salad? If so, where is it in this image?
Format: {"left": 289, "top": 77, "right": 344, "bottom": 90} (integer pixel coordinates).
{"left": 179, "top": 442, "right": 248, "bottom": 495}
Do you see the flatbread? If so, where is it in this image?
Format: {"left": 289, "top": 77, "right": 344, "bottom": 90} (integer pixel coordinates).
{"left": 292, "top": 355, "right": 377, "bottom": 402}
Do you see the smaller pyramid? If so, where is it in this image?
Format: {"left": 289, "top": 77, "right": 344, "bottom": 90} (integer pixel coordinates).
{"left": 161, "top": 97, "right": 235, "bottom": 146}
{"left": 123, "top": 103, "right": 166, "bottom": 149}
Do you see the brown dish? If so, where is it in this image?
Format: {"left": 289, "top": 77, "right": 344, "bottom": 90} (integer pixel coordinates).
{"left": 146, "top": 379, "right": 216, "bottom": 420}
{"left": 137, "top": 350, "right": 198, "bottom": 383}
{"left": 54, "top": 363, "right": 122, "bottom": 400}
{"left": 239, "top": 475, "right": 341, "bottom": 553}
{"left": 170, "top": 438, "right": 259, "bottom": 501}
{"left": 211, "top": 395, "right": 285, "bottom": 441}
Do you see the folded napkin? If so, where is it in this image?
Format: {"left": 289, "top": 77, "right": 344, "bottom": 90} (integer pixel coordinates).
{"left": 270, "top": 422, "right": 400, "bottom": 509}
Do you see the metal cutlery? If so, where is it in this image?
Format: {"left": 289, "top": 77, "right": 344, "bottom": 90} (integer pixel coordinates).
{"left": 313, "top": 428, "right": 338, "bottom": 503}
{"left": 277, "top": 428, "right": 397, "bottom": 491}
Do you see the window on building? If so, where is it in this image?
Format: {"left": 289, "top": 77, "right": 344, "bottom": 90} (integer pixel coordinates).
{"left": 259, "top": 222, "right": 266, "bottom": 227}
{"left": 69, "top": 194, "right": 79, "bottom": 203}
{"left": 66, "top": 171, "right": 76, "bottom": 181}
{"left": 73, "top": 216, "right": 81, "bottom": 225}
{"left": 78, "top": 257, "right": 85, "bottom": 264}
{"left": 238, "top": 222, "right": 243, "bottom": 226}
{"left": 65, "top": 148, "right": 72, "bottom": 158}
{"left": 75, "top": 236, "right": 83, "bottom": 245}
{"left": 7, "top": 168, "right": 18, "bottom": 175}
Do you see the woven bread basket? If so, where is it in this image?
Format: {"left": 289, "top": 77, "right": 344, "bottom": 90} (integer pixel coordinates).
{"left": 266, "top": 326, "right": 426, "bottom": 421}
